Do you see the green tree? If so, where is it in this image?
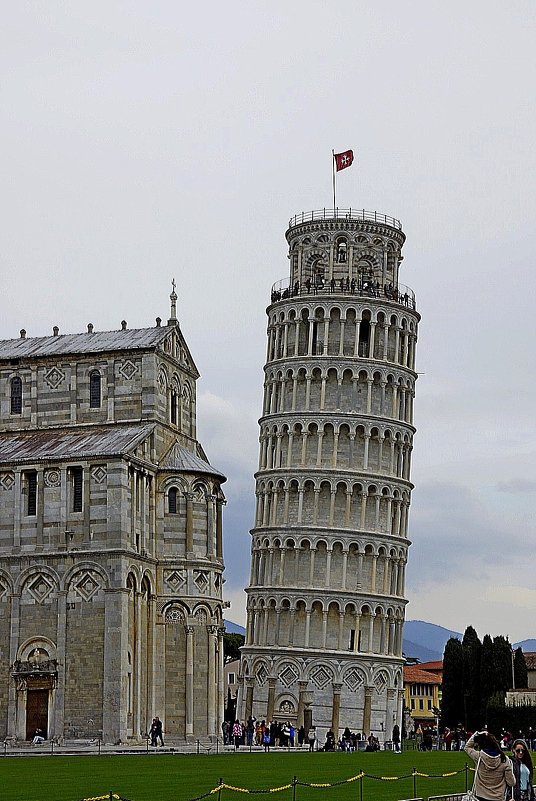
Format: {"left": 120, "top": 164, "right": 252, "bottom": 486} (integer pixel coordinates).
{"left": 223, "top": 632, "right": 245, "bottom": 663}
{"left": 513, "top": 647, "right": 528, "bottom": 689}
{"left": 492, "top": 635, "right": 512, "bottom": 693}
{"left": 462, "top": 626, "right": 482, "bottom": 730}
{"left": 441, "top": 637, "right": 464, "bottom": 728}
{"left": 480, "top": 634, "right": 495, "bottom": 722}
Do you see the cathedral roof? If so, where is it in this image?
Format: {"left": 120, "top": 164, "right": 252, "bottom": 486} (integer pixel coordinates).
{"left": 0, "top": 424, "right": 154, "bottom": 464}
{"left": 0, "top": 327, "right": 169, "bottom": 360}
{"left": 159, "top": 441, "right": 226, "bottom": 482}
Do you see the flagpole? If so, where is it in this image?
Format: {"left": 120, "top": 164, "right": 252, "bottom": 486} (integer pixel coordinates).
{"left": 332, "top": 150, "right": 336, "bottom": 211}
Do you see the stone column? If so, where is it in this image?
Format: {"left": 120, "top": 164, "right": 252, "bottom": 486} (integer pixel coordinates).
{"left": 305, "top": 609, "right": 311, "bottom": 647}
{"left": 266, "top": 677, "right": 276, "bottom": 722}
{"left": 322, "top": 610, "right": 328, "bottom": 647}
{"left": 207, "top": 625, "right": 218, "bottom": 735}
{"left": 134, "top": 589, "right": 142, "bottom": 737}
{"left": 185, "top": 492, "right": 194, "bottom": 553}
{"left": 386, "top": 688, "right": 396, "bottom": 741}
{"left": 363, "top": 686, "right": 373, "bottom": 735}
{"left": 217, "top": 627, "right": 225, "bottom": 731}
{"left": 207, "top": 494, "right": 217, "bottom": 556}
{"left": 353, "top": 612, "right": 361, "bottom": 653}
{"left": 216, "top": 498, "right": 224, "bottom": 559}
{"left": 331, "top": 683, "right": 342, "bottom": 739}
{"left": 244, "top": 677, "right": 255, "bottom": 721}
{"left": 297, "top": 680, "right": 308, "bottom": 727}
{"left": 7, "top": 594, "right": 20, "bottom": 738}
{"left": 54, "top": 590, "right": 67, "bottom": 741}
{"left": 103, "top": 586, "right": 129, "bottom": 743}
{"left": 185, "top": 625, "right": 195, "bottom": 738}
{"left": 338, "top": 611, "right": 345, "bottom": 650}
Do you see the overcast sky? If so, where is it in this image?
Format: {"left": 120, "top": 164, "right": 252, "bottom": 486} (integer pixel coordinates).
{"left": 2, "top": 2, "right": 535, "bottom": 643}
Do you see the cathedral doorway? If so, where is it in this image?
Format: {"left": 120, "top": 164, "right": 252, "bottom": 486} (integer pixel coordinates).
{"left": 25, "top": 689, "right": 48, "bottom": 740}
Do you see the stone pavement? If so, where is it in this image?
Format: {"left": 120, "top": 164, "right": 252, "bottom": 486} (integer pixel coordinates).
{"left": 1, "top": 739, "right": 310, "bottom": 757}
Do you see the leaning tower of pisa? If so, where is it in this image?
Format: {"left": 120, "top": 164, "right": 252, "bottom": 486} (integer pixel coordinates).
{"left": 238, "top": 208, "right": 419, "bottom": 744}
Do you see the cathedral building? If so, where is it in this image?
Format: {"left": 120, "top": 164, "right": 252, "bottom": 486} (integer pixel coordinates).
{"left": 0, "top": 289, "right": 226, "bottom": 744}
{"left": 239, "top": 208, "right": 419, "bottom": 742}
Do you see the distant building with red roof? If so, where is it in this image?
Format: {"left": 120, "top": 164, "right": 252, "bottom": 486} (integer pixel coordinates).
{"left": 403, "top": 665, "right": 441, "bottom": 727}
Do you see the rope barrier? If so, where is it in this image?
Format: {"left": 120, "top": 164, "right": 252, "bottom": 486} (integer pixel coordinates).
{"left": 77, "top": 765, "right": 470, "bottom": 801}
{"left": 202, "top": 766, "right": 468, "bottom": 795}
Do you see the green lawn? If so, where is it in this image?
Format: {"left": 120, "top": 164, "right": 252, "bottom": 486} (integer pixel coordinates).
{"left": 0, "top": 750, "right": 474, "bottom": 801}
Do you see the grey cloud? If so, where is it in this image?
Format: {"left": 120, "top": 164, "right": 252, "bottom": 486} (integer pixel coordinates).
{"left": 496, "top": 479, "right": 536, "bottom": 494}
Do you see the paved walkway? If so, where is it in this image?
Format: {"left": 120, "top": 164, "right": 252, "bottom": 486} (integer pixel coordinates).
{"left": 2, "top": 740, "right": 312, "bottom": 757}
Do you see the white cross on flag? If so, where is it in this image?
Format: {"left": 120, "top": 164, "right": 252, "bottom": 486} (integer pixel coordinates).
{"left": 334, "top": 149, "right": 354, "bottom": 171}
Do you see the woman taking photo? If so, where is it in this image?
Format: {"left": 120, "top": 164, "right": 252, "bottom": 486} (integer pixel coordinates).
{"left": 464, "top": 730, "right": 515, "bottom": 801}
{"left": 509, "top": 739, "right": 535, "bottom": 801}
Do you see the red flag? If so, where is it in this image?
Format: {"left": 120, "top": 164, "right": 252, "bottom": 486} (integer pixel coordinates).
{"left": 334, "top": 149, "right": 354, "bottom": 171}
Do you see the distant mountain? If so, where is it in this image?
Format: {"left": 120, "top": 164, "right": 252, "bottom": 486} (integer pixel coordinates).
{"left": 223, "top": 618, "right": 535, "bottom": 659}
{"left": 403, "top": 620, "right": 462, "bottom": 662}
{"left": 514, "top": 639, "right": 536, "bottom": 652}
{"left": 402, "top": 638, "right": 446, "bottom": 664}
{"left": 224, "top": 619, "right": 246, "bottom": 635}
{"left": 403, "top": 622, "right": 536, "bottom": 663}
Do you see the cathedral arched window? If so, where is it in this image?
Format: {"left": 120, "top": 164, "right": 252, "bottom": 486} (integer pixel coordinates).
{"left": 89, "top": 371, "right": 101, "bottom": 408}
{"left": 168, "top": 487, "right": 178, "bottom": 514}
{"left": 10, "top": 376, "right": 22, "bottom": 414}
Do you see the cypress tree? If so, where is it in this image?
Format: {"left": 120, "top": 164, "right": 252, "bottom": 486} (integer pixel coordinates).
{"left": 480, "top": 634, "right": 495, "bottom": 722}
{"left": 492, "top": 635, "right": 513, "bottom": 693}
{"left": 442, "top": 637, "right": 464, "bottom": 728}
{"left": 513, "top": 647, "right": 528, "bottom": 689}
{"left": 462, "top": 626, "right": 482, "bottom": 730}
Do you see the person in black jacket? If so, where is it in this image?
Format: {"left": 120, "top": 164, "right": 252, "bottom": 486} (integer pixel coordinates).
{"left": 510, "top": 739, "right": 535, "bottom": 801}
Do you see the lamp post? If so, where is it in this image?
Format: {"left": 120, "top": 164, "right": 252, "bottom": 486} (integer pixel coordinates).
{"left": 511, "top": 647, "right": 515, "bottom": 691}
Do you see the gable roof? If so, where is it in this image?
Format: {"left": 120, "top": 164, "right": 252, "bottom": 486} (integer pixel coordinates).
{"left": 0, "top": 424, "right": 154, "bottom": 464}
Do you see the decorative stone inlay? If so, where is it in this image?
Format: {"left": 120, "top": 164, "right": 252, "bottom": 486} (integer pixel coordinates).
{"left": 164, "top": 569, "right": 186, "bottom": 591}
{"left": 44, "top": 469, "right": 61, "bottom": 488}
{"left": 27, "top": 574, "right": 54, "bottom": 604}
{"left": 255, "top": 663, "right": 268, "bottom": 687}
{"left": 279, "top": 663, "right": 299, "bottom": 688}
{"left": 119, "top": 360, "right": 137, "bottom": 380}
{"left": 158, "top": 369, "right": 167, "bottom": 393}
{"left": 44, "top": 367, "right": 65, "bottom": 389}
{"left": 194, "top": 571, "right": 209, "bottom": 592}
{"left": 374, "top": 671, "right": 388, "bottom": 694}
{"left": 0, "top": 472, "right": 15, "bottom": 490}
{"left": 165, "top": 607, "right": 184, "bottom": 624}
{"left": 343, "top": 667, "right": 365, "bottom": 692}
{"left": 195, "top": 608, "right": 207, "bottom": 623}
{"left": 0, "top": 577, "right": 8, "bottom": 601}
{"left": 73, "top": 571, "right": 101, "bottom": 602}
{"left": 310, "top": 665, "right": 332, "bottom": 690}
{"left": 91, "top": 466, "right": 107, "bottom": 484}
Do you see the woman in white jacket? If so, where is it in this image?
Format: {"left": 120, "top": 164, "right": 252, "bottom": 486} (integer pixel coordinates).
{"left": 465, "top": 730, "right": 515, "bottom": 801}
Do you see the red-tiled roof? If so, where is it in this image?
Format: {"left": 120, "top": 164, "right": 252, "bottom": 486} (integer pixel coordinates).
{"left": 418, "top": 660, "right": 443, "bottom": 672}
{"left": 524, "top": 652, "right": 536, "bottom": 670}
{"left": 404, "top": 665, "right": 441, "bottom": 685}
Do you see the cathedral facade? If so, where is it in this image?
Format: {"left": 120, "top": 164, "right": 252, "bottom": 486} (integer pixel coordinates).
{"left": 239, "top": 209, "right": 419, "bottom": 742}
{"left": 0, "top": 291, "right": 226, "bottom": 743}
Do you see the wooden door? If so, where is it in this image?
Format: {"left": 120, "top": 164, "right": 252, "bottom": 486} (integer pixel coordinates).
{"left": 26, "top": 689, "right": 48, "bottom": 741}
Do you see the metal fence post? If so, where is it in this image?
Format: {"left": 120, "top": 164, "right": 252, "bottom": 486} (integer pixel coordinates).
{"left": 413, "top": 767, "right": 417, "bottom": 798}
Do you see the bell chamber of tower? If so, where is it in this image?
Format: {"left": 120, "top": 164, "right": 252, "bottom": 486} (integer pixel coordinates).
{"left": 239, "top": 208, "right": 420, "bottom": 743}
